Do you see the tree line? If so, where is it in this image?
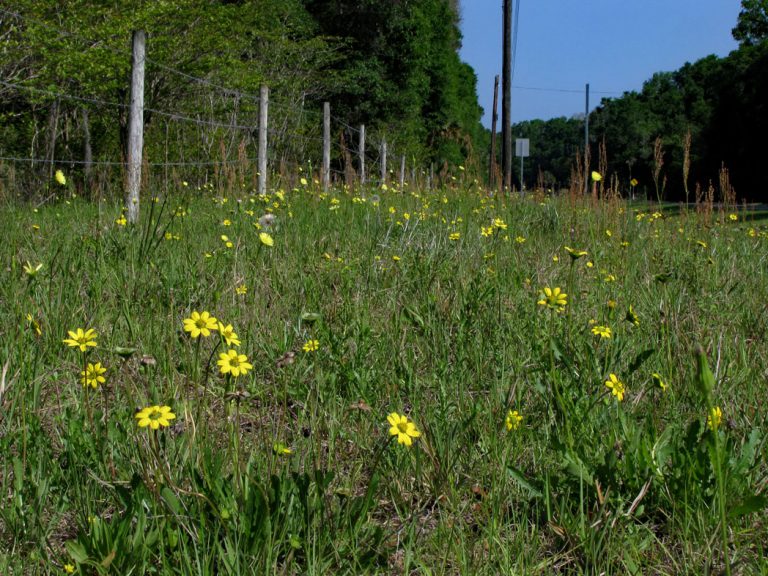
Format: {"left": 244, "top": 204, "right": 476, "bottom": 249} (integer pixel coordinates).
{"left": 509, "top": 2, "right": 768, "bottom": 202}
{"left": 0, "top": 0, "right": 485, "bottom": 195}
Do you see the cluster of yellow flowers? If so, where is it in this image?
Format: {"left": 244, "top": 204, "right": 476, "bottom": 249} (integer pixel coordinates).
{"left": 63, "top": 328, "right": 107, "bottom": 390}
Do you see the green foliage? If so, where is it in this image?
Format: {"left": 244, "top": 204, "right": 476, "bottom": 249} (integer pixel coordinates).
{"left": 0, "top": 0, "right": 485, "bottom": 198}
{"left": 2, "top": 183, "right": 768, "bottom": 573}
{"left": 733, "top": 0, "right": 768, "bottom": 46}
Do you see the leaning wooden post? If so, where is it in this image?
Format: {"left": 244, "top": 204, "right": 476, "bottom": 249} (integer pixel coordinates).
{"left": 322, "top": 102, "right": 330, "bottom": 192}
{"left": 399, "top": 155, "right": 405, "bottom": 189}
{"left": 380, "top": 139, "right": 387, "bottom": 185}
{"left": 126, "top": 30, "right": 146, "bottom": 224}
{"left": 258, "top": 85, "right": 269, "bottom": 195}
{"left": 359, "top": 124, "right": 366, "bottom": 186}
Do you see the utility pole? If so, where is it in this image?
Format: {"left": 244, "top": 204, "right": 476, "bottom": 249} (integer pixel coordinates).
{"left": 501, "top": 0, "right": 512, "bottom": 192}
{"left": 489, "top": 75, "right": 499, "bottom": 190}
{"left": 584, "top": 83, "right": 590, "bottom": 195}
{"left": 126, "top": 30, "right": 145, "bottom": 224}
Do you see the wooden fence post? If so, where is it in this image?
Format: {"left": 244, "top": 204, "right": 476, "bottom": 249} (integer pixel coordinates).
{"left": 359, "top": 124, "right": 366, "bottom": 186}
{"left": 322, "top": 102, "right": 330, "bottom": 192}
{"left": 399, "top": 155, "right": 405, "bottom": 189}
{"left": 258, "top": 85, "right": 269, "bottom": 195}
{"left": 380, "top": 139, "right": 387, "bottom": 185}
{"left": 126, "top": 30, "right": 145, "bottom": 224}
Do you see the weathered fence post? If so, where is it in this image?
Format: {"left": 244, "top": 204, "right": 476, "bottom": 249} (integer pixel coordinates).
{"left": 82, "top": 108, "right": 92, "bottom": 189}
{"left": 399, "top": 155, "right": 405, "bottom": 189}
{"left": 126, "top": 30, "right": 145, "bottom": 224}
{"left": 359, "top": 124, "right": 366, "bottom": 186}
{"left": 380, "top": 139, "right": 387, "bottom": 185}
{"left": 258, "top": 85, "right": 269, "bottom": 195}
{"left": 322, "top": 102, "right": 330, "bottom": 192}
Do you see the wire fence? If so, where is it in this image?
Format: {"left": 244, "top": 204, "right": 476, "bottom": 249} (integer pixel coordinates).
{"left": 0, "top": 6, "right": 621, "bottom": 200}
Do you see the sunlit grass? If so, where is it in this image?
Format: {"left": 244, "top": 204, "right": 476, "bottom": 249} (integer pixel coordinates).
{"left": 1, "top": 185, "right": 767, "bottom": 574}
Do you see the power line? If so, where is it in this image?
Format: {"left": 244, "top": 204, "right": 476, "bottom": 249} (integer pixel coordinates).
{"left": 512, "top": 84, "right": 623, "bottom": 96}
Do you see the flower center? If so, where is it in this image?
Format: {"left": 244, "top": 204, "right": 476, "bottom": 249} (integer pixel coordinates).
{"left": 397, "top": 422, "right": 408, "bottom": 434}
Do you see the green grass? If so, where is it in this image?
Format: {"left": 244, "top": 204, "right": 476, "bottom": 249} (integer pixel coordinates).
{"left": 1, "top": 183, "right": 767, "bottom": 574}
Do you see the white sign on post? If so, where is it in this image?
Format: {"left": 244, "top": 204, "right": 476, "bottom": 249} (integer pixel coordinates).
{"left": 515, "top": 138, "right": 529, "bottom": 192}
{"left": 515, "top": 138, "right": 529, "bottom": 158}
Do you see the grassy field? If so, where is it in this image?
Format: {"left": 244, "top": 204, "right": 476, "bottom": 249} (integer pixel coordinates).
{"left": 1, "top": 180, "right": 767, "bottom": 575}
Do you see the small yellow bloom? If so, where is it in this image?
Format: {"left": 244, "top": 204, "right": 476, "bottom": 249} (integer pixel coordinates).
{"left": 218, "top": 349, "right": 253, "bottom": 377}
{"left": 23, "top": 261, "right": 43, "bottom": 276}
{"left": 387, "top": 412, "right": 421, "bottom": 447}
{"left": 591, "top": 171, "right": 602, "bottom": 182}
{"left": 481, "top": 226, "right": 494, "bottom": 237}
{"left": 604, "top": 373, "right": 625, "bottom": 402}
{"left": 625, "top": 305, "right": 640, "bottom": 327}
{"left": 505, "top": 409, "right": 523, "bottom": 431}
{"left": 729, "top": 214, "right": 738, "bottom": 222}
{"left": 259, "top": 232, "right": 274, "bottom": 247}
{"left": 564, "top": 246, "right": 587, "bottom": 260}
{"left": 537, "top": 286, "right": 567, "bottom": 311}
{"left": 302, "top": 339, "right": 319, "bottom": 353}
{"left": 652, "top": 373, "right": 667, "bottom": 392}
{"left": 707, "top": 406, "right": 722, "bottom": 431}
{"left": 26, "top": 313, "right": 42, "bottom": 336}
{"left": 235, "top": 284, "right": 247, "bottom": 296}
{"left": 630, "top": 178, "right": 638, "bottom": 187}
{"left": 64, "top": 564, "right": 75, "bottom": 574}
{"left": 217, "top": 322, "right": 241, "bottom": 347}
{"left": 183, "top": 311, "right": 218, "bottom": 338}
{"left": 591, "top": 325, "right": 612, "bottom": 339}
{"left": 515, "top": 236, "right": 526, "bottom": 244}
{"left": 115, "top": 215, "right": 127, "bottom": 226}
{"left": 135, "top": 405, "right": 176, "bottom": 430}
{"left": 492, "top": 218, "right": 507, "bottom": 230}
{"left": 63, "top": 328, "right": 98, "bottom": 353}
{"left": 273, "top": 442, "right": 293, "bottom": 456}
{"left": 449, "top": 232, "right": 460, "bottom": 241}
{"left": 81, "top": 362, "right": 107, "bottom": 389}
{"left": 55, "top": 170, "right": 66, "bottom": 185}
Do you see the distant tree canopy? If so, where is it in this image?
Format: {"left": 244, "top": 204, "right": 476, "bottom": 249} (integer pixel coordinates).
{"left": 733, "top": 0, "right": 768, "bottom": 46}
{"left": 589, "top": 39, "right": 768, "bottom": 201}
{"left": 0, "top": 0, "right": 485, "bottom": 194}
{"left": 509, "top": 7, "right": 768, "bottom": 202}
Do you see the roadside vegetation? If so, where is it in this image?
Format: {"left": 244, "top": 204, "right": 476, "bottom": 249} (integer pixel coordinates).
{"left": 1, "top": 174, "right": 767, "bottom": 574}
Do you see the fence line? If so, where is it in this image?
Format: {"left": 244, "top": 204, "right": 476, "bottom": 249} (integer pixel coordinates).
{"left": 1, "top": 22, "right": 446, "bottom": 204}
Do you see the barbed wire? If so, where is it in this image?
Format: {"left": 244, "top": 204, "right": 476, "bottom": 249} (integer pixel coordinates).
{"left": 0, "top": 154, "right": 270, "bottom": 167}
{"left": 0, "top": 79, "right": 128, "bottom": 109}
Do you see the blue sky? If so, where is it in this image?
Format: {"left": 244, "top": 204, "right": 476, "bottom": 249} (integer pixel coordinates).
{"left": 459, "top": 1, "right": 742, "bottom": 127}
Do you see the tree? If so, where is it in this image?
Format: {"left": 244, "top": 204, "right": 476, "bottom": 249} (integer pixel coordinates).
{"left": 732, "top": 0, "right": 768, "bottom": 46}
